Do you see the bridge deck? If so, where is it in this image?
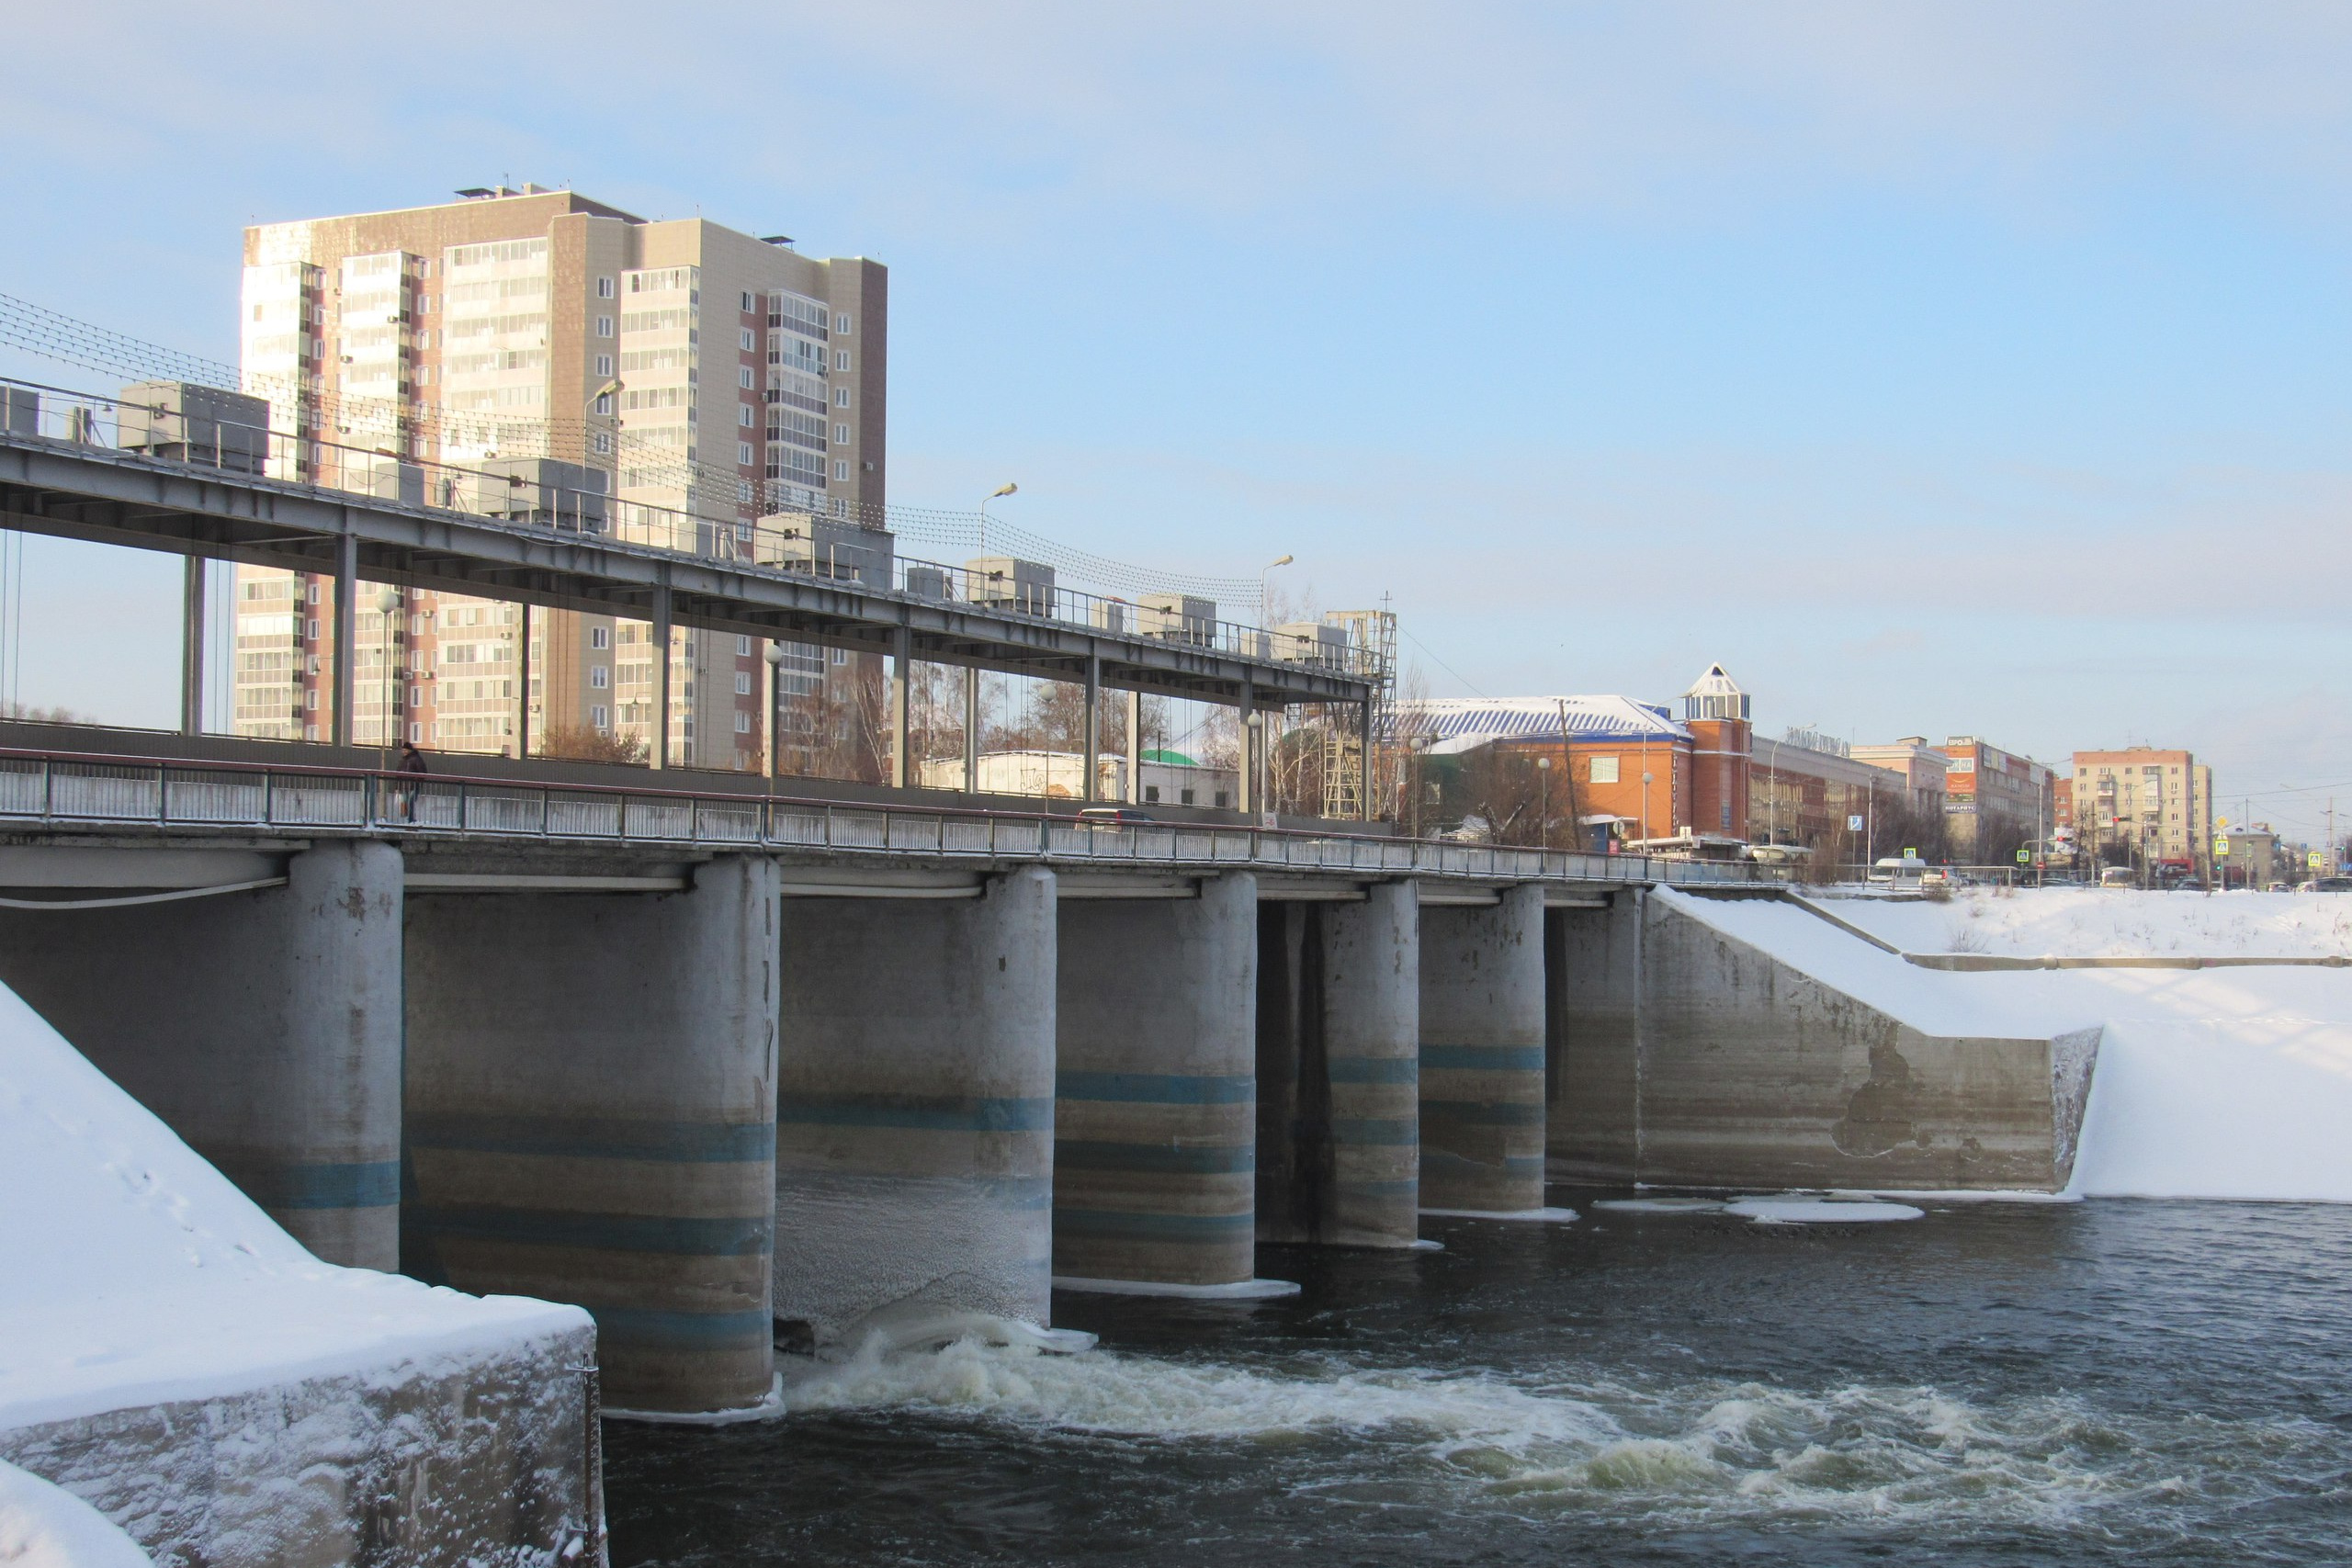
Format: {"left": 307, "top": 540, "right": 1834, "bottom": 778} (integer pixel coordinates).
{"left": 0, "top": 746, "right": 1758, "bottom": 890}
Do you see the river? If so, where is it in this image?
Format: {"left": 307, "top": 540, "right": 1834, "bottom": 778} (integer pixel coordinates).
{"left": 605, "top": 1192, "right": 2352, "bottom": 1564}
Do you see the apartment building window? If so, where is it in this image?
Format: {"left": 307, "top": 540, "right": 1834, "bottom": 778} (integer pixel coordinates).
{"left": 591, "top": 626, "right": 610, "bottom": 649}
{"left": 833, "top": 388, "right": 850, "bottom": 408}
{"left": 409, "top": 722, "right": 422, "bottom": 744}
{"left": 591, "top": 706, "right": 608, "bottom": 730}
{"left": 306, "top": 617, "right": 320, "bottom": 641}
{"left": 834, "top": 423, "right": 850, "bottom": 444}
{"left": 734, "top": 671, "right": 752, "bottom": 694}
{"left": 590, "top": 666, "right": 609, "bottom": 689}
{"left": 835, "top": 313, "right": 850, "bottom": 333}
{"left": 740, "top": 442, "right": 755, "bottom": 466}
{"left": 1590, "top": 756, "right": 1621, "bottom": 784}
{"left": 737, "top": 636, "right": 752, "bottom": 656}
{"left": 598, "top": 276, "right": 616, "bottom": 299}
{"left": 834, "top": 350, "right": 850, "bottom": 371}
{"left": 596, "top": 354, "right": 614, "bottom": 378}
{"left": 305, "top": 690, "right": 317, "bottom": 710}
{"left": 738, "top": 404, "right": 754, "bottom": 426}
{"left": 734, "top": 712, "right": 752, "bottom": 734}
{"left": 596, "top": 316, "right": 614, "bottom": 338}
{"left": 411, "top": 686, "right": 422, "bottom": 707}
{"left": 833, "top": 460, "right": 850, "bottom": 480}
{"left": 593, "top": 433, "right": 612, "bottom": 454}
{"left": 741, "top": 329, "right": 756, "bottom": 352}
{"left": 739, "top": 367, "right": 754, "bottom": 389}
{"left": 594, "top": 391, "right": 613, "bottom": 415}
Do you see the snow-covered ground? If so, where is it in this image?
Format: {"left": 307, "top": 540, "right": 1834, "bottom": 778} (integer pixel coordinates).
{"left": 0, "top": 977, "right": 594, "bottom": 1562}
{"left": 0, "top": 1460, "right": 151, "bottom": 1568}
{"left": 1661, "top": 890, "right": 2352, "bottom": 1203}
{"left": 1812, "top": 887, "right": 2352, "bottom": 959}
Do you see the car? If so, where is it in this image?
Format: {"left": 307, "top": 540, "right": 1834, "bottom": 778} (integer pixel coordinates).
{"left": 2311, "top": 876, "right": 2352, "bottom": 893}
{"left": 1075, "top": 807, "right": 1155, "bottom": 827}
{"left": 2173, "top": 877, "right": 2207, "bottom": 893}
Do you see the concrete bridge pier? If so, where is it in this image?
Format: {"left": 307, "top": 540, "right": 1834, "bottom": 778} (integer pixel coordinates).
{"left": 1418, "top": 883, "right": 1549, "bottom": 1215}
{"left": 401, "top": 856, "right": 782, "bottom": 1416}
{"left": 773, "top": 868, "right": 1057, "bottom": 1344}
{"left": 1545, "top": 889, "right": 1645, "bottom": 1183}
{"left": 0, "top": 840, "right": 404, "bottom": 1269}
{"left": 1257, "top": 881, "right": 1421, "bottom": 1247}
{"left": 1053, "top": 872, "right": 1278, "bottom": 1295}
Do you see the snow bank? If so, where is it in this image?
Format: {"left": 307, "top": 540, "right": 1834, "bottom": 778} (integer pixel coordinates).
{"left": 0, "top": 1460, "right": 151, "bottom": 1568}
{"left": 1660, "top": 891, "right": 2352, "bottom": 1203}
{"left": 1815, "top": 888, "right": 2352, "bottom": 960}
{"left": 0, "top": 976, "right": 595, "bottom": 1562}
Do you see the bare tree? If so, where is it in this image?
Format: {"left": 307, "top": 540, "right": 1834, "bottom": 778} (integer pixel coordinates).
{"left": 537, "top": 722, "right": 646, "bottom": 765}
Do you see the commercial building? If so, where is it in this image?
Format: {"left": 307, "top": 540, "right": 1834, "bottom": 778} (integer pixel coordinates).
{"left": 233, "top": 185, "right": 888, "bottom": 770}
{"left": 2070, "top": 748, "right": 2210, "bottom": 874}
{"left": 1848, "top": 738, "right": 1951, "bottom": 817}
{"left": 1936, "top": 737, "right": 2053, "bottom": 861}
{"left": 1747, "top": 729, "right": 1909, "bottom": 867}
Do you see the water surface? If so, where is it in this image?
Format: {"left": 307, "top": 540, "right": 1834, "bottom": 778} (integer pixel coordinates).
{"left": 607, "top": 1192, "right": 2352, "bottom": 1565}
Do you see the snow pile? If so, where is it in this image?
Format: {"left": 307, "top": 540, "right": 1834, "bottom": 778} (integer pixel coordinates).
{"left": 0, "top": 979, "right": 588, "bottom": 1432}
{"left": 0, "top": 1460, "right": 151, "bottom": 1568}
{"left": 1815, "top": 888, "right": 2352, "bottom": 960}
{"left": 1660, "top": 891, "right": 2352, "bottom": 1202}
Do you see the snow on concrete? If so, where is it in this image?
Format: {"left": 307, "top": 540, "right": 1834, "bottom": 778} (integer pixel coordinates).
{"left": 0, "top": 1460, "right": 151, "bottom": 1568}
{"left": 1659, "top": 890, "right": 2352, "bottom": 1203}
{"left": 1815, "top": 888, "right": 2352, "bottom": 960}
{"left": 0, "top": 976, "right": 594, "bottom": 1562}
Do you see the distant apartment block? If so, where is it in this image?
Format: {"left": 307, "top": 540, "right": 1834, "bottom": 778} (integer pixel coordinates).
{"left": 233, "top": 185, "right": 887, "bottom": 769}
{"left": 2070, "top": 747, "right": 2211, "bottom": 872}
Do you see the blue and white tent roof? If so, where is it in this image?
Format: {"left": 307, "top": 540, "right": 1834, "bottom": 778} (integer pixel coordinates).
{"left": 1398, "top": 696, "right": 1692, "bottom": 756}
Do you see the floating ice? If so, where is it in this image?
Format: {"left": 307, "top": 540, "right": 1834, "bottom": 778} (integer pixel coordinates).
{"left": 1724, "top": 1196, "right": 1925, "bottom": 1224}
{"left": 1591, "top": 1198, "right": 1726, "bottom": 1215}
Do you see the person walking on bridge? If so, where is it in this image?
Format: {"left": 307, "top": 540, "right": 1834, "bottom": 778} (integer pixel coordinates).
{"left": 396, "top": 741, "right": 428, "bottom": 821}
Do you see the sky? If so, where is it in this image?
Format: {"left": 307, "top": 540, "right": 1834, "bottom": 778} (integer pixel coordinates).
{"left": 3, "top": 2, "right": 2349, "bottom": 839}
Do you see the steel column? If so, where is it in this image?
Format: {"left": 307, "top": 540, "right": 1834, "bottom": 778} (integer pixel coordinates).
{"left": 1081, "top": 652, "right": 1102, "bottom": 803}
{"left": 963, "top": 666, "right": 980, "bottom": 795}
{"left": 651, "top": 582, "right": 673, "bottom": 771}
{"left": 889, "top": 624, "right": 911, "bottom": 790}
{"left": 1236, "top": 680, "right": 1254, "bottom": 816}
{"left": 331, "top": 535, "right": 356, "bottom": 749}
{"left": 1125, "top": 689, "right": 1142, "bottom": 805}
{"left": 179, "top": 557, "right": 204, "bottom": 736}
{"left": 514, "top": 604, "right": 531, "bottom": 759}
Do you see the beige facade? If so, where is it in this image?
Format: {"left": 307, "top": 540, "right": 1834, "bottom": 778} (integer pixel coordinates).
{"left": 1937, "top": 736, "right": 2052, "bottom": 860}
{"left": 2071, "top": 747, "right": 2209, "bottom": 871}
{"left": 1848, "top": 738, "right": 1951, "bottom": 816}
{"left": 232, "top": 186, "right": 888, "bottom": 770}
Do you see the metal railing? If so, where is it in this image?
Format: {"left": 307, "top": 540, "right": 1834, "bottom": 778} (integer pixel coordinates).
{"left": 0, "top": 376, "right": 1386, "bottom": 680}
{"left": 0, "top": 747, "right": 1760, "bottom": 886}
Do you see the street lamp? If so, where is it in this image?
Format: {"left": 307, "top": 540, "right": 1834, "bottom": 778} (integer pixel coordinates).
{"left": 377, "top": 585, "right": 401, "bottom": 770}
{"left": 1537, "top": 754, "right": 1552, "bottom": 849}
{"left": 1261, "top": 554, "right": 1294, "bottom": 625}
{"left": 979, "top": 481, "right": 1017, "bottom": 553}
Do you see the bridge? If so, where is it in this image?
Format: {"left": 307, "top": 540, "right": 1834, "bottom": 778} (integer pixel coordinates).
{"left": 0, "top": 403, "right": 2090, "bottom": 1433}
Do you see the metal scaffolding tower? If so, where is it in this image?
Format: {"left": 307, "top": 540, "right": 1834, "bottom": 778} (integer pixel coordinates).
{"left": 1320, "top": 601, "right": 1396, "bottom": 820}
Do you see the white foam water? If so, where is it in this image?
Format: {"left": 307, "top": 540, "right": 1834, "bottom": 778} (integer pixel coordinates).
{"left": 773, "top": 1325, "right": 2317, "bottom": 1531}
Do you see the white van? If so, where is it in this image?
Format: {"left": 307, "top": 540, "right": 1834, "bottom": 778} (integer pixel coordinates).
{"left": 2098, "top": 866, "right": 2135, "bottom": 888}
{"left": 1869, "top": 856, "right": 1928, "bottom": 889}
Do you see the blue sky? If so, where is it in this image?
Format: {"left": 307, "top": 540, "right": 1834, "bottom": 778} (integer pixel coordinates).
{"left": 5, "top": 3, "right": 2350, "bottom": 836}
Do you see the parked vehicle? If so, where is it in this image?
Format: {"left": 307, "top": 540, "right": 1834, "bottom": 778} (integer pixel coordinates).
{"left": 2098, "top": 866, "right": 2135, "bottom": 888}
{"left": 2308, "top": 876, "right": 2352, "bottom": 893}
{"left": 2174, "top": 877, "right": 2207, "bottom": 892}
{"left": 1076, "top": 807, "right": 1154, "bottom": 827}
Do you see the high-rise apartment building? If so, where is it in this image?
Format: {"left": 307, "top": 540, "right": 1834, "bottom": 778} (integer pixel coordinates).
{"left": 2070, "top": 747, "right": 2211, "bottom": 873}
{"left": 233, "top": 185, "right": 888, "bottom": 769}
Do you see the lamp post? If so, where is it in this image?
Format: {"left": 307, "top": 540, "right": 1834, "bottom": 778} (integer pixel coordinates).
{"left": 1260, "top": 554, "right": 1293, "bottom": 626}
{"left": 1537, "top": 754, "right": 1552, "bottom": 849}
{"left": 376, "top": 586, "right": 401, "bottom": 778}
{"left": 978, "top": 481, "right": 1017, "bottom": 554}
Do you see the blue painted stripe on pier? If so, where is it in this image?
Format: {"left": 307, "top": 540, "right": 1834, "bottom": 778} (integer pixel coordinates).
{"left": 586, "top": 1305, "right": 775, "bottom": 1350}
{"left": 1420, "top": 1045, "right": 1546, "bottom": 1073}
{"left": 407, "top": 1203, "right": 771, "bottom": 1257}
{"left": 1055, "top": 1139, "right": 1256, "bottom": 1175}
{"left": 241, "top": 1159, "right": 401, "bottom": 1210}
{"left": 1419, "top": 1100, "right": 1544, "bottom": 1127}
{"left": 1055, "top": 1070, "right": 1255, "bottom": 1105}
{"left": 1053, "top": 1209, "right": 1258, "bottom": 1240}
{"left": 1333, "top": 1117, "right": 1419, "bottom": 1145}
{"left": 777, "top": 1094, "right": 1054, "bottom": 1133}
{"left": 1327, "top": 1056, "right": 1418, "bottom": 1085}
{"left": 405, "top": 1113, "right": 774, "bottom": 1164}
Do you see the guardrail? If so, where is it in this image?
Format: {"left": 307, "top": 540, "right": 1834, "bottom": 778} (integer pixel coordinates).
{"left": 0, "top": 747, "right": 1760, "bottom": 887}
{"left": 0, "top": 376, "right": 1385, "bottom": 681}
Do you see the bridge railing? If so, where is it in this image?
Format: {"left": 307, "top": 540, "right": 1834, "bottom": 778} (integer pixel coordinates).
{"left": 0, "top": 376, "right": 1386, "bottom": 682}
{"left": 0, "top": 748, "right": 1763, "bottom": 886}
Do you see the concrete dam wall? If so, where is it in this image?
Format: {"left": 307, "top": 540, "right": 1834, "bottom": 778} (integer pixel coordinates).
{"left": 1548, "top": 889, "right": 2101, "bottom": 1193}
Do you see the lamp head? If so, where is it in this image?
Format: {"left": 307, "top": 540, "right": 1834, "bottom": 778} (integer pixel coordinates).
{"left": 991, "top": 482, "right": 1018, "bottom": 499}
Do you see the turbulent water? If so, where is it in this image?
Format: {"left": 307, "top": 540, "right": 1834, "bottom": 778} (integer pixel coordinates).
{"left": 605, "top": 1194, "right": 2352, "bottom": 1565}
